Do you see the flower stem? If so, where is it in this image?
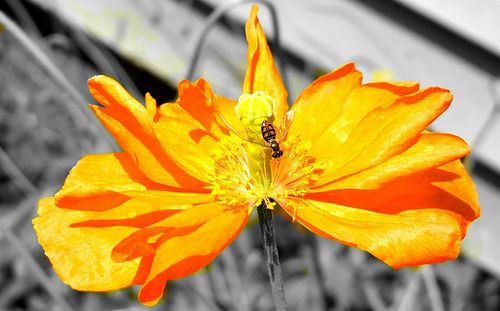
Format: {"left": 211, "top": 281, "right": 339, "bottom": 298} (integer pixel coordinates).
{"left": 257, "top": 202, "right": 287, "bottom": 311}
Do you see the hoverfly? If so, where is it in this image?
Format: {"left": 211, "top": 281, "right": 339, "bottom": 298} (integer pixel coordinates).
{"left": 213, "top": 105, "right": 292, "bottom": 159}
{"left": 261, "top": 120, "right": 284, "bottom": 158}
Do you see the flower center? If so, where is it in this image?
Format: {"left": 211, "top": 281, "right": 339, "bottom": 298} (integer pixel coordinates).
{"left": 270, "top": 136, "right": 325, "bottom": 220}
{"left": 271, "top": 136, "right": 324, "bottom": 197}
{"left": 206, "top": 92, "right": 325, "bottom": 214}
{"left": 205, "top": 133, "right": 254, "bottom": 211}
{"left": 205, "top": 132, "right": 276, "bottom": 213}
{"left": 235, "top": 92, "right": 278, "bottom": 208}
{"left": 206, "top": 92, "right": 278, "bottom": 210}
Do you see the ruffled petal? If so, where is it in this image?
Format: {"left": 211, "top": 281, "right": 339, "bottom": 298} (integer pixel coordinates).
{"left": 214, "top": 95, "right": 246, "bottom": 137}
{"left": 308, "top": 80, "right": 419, "bottom": 154}
{"left": 152, "top": 116, "right": 217, "bottom": 183}
{"left": 430, "top": 160, "right": 480, "bottom": 223}
{"left": 33, "top": 198, "right": 141, "bottom": 291}
{"left": 54, "top": 152, "right": 210, "bottom": 212}
{"left": 303, "top": 160, "right": 479, "bottom": 239}
{"left": 148, "top": 80, "right": 244, "bottom": 182}
{"left": 35, "top": 152, "right": 217, "bottom": 295}
{"left": 110, "top": 202, "right": 231, "bottom": 263}
{"left": 64, "top": 191, "right": 216, "bottom": 229}
{"left": 314, "top": 87, "right": 452, "bottom": 184}
{"left": 137, "top": 206, "right": 249, "bottom": 305}
{"left": 152, "top": 98, "right": 218, "bottom": 181}
{"left": 314, "top": 132, "right": 469, "bottom": 191}
{"left": 286, "top": 63, "right": 362, "bottom": 141}
{"left": 243, "top": 5, "right": 288, "bottom": 123}
{"left": 177, "top": 79, "right": 228, "bottom": 137}
{"left": 282, "top": 197, "right": 468, "bottom": 269}
{"left": 145, "top": 92, "right": 158, "bottom": 120}
{"left": 52, "top": 151, "right": 213, "bottom": 230}
{"left": 88, "top": 76, "right": 206, "bottom": 189}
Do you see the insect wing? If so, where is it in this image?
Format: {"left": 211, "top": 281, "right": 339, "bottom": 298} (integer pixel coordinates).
{"left": 261, "top": 121, "right": 277, "bottom": 142}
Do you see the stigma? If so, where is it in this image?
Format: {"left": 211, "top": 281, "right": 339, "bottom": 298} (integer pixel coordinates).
{"left": 235, "top": 91, "right": 275, "bottom": 141}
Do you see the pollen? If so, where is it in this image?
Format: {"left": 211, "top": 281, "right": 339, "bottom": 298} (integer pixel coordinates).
{"left": 206, "top": 133, "right": 252, "bottom": 208}
{"left": 205, "top": 131, "right": 277, "bottom": 212}
{"left": 270, "top": 135, "right": 325, "bottom": 208}
{"left": 206, "top": 122, "right": 325, "bottom": 217}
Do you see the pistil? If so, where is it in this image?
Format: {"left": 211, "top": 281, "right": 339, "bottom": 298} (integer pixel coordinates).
{"left": 235, "top": 91, "right": 277, "bottom": 208}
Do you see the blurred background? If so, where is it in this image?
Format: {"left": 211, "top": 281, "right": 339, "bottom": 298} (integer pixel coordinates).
{"left": 0, "top": 0, "right": 499, "bottom": 310}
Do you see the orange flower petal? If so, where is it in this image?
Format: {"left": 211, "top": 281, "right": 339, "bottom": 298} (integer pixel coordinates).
{"left": 54, "top": 153, "right": 148, "bottom": 211}
{"left": 35, "top": 151, "right": 215, "bottom": 293}
{"left": 33, "top": 198, "right": 140, "bottom": 291}
{"left": 243, "top": 5, "right": 288, "bottom": 123}
{"left": 147, "top": 81, "right": 243, "bottom": 181}
{"left": 282, "top": 198, "right": 465, "bottom": 269}
{"left": 157, "top": 79, "right": 239, "bottom": 138}
{"left": 54, "top": 152, "right": 211, "bottom": 212}
{"left": 65, "top": 192, "right": 214, "bottom": 229}
{"left": 178, "top": 79, "right": 215, "bottom": 129}
{"left": 150, "top": 201, "right": 232, "bottom": 229}
{"left": 88, "top": 76, "right": 206, "bottom": 189}
{"left": 314, "top": 132, "right": 469, "bottom": 191}
{"left": 111, "top": 202, "right": 232, "bottom": 263}
{"left": 286, "top": 63, "right": 362, "bottom": 141}
{"left": 177, "top": 79, "right": 228, "bottom": 136}
{"left": 152, "top": 116, "right": 217, "bottom": 183}
{"left": 214, "top": 95, "right": 247, "bottom": 137}
{"left": 155, "top": 101, "right": 191, "bottom": 121}
{"left": 123, "top": 189, "right": 214, "bottom": 207}
{"left": 112, "top": 228, "right": 166, "bottom": 263}
{"left": 145, "top": 92, "right": 158, "bottom": 120}
{"left": 430, "top": 160, "right": 481, "bottom": 223}
{"left": 306, "top": 79, "right": 419, "bottom": 153}
{"left": 304, "top": 160, "right": 479, "bottom": 238}
{"left": 138, "top": 207, "right": 249, "bottom": 305}
{"left": 68, "top": 209, "right": 180, "bottom": 229}
{"left": 151, "top": 98, "right": 218, "bottom": 182}
{"left": 314, "top": 87, "right": 453, "bottom": 184}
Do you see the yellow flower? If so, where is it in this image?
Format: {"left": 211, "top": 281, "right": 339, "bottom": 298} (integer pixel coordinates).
{"left": 33, "top": 5, "right": 480, "bottom": 306}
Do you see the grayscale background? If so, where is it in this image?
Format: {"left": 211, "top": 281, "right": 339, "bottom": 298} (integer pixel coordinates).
{"left": 0, "top": 0, "right": 499, "bottom": 310}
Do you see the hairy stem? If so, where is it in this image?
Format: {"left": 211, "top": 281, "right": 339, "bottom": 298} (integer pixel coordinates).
{"left": 257, "top": 202, "right": 287, "bottom": 311}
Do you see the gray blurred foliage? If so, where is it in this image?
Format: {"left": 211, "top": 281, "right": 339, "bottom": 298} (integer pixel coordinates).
{"left": 0, "top": 1, "right": 499, "bottom": 311}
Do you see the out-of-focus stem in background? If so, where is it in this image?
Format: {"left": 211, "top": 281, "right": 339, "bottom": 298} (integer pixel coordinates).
{"left": 0, "top": 9, "right": 116, "bottom": 151}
